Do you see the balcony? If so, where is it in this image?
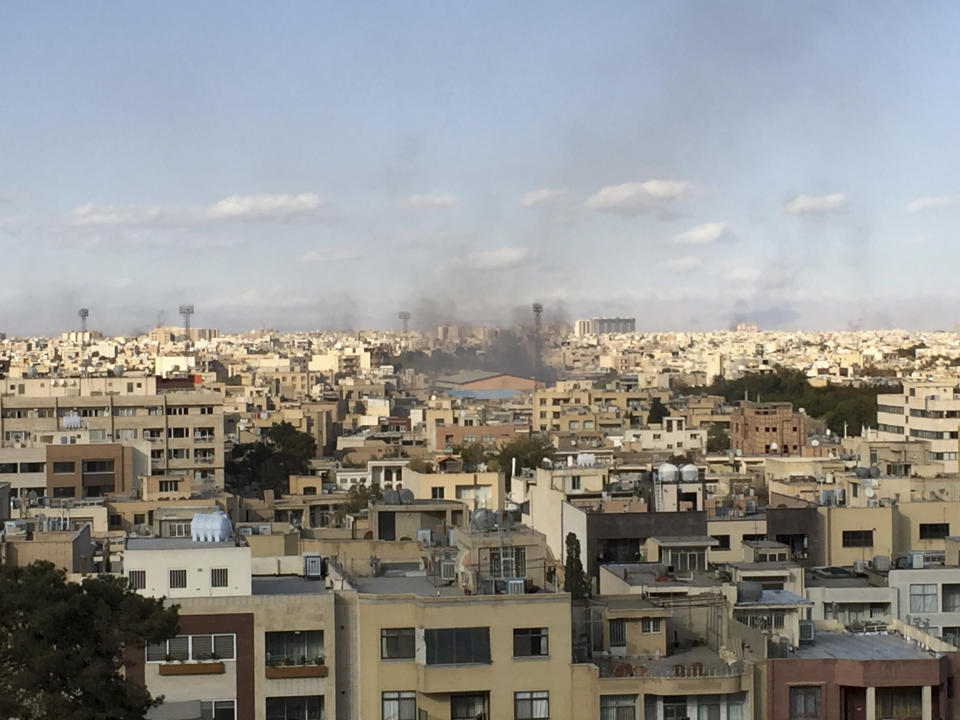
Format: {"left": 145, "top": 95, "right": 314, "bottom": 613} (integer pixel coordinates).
{"left": 265, "top": 664, "right": 329, "bottom": 679}
{"left": 593, "top": 647, "right": 746, "bottom": 693}
{"left": 158, "top": 661, "right": 225, "bottom": 676}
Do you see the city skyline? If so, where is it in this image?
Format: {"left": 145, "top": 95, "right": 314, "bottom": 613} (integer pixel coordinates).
{"left": 3, "top": 2, "right": 960, "bottom": 334}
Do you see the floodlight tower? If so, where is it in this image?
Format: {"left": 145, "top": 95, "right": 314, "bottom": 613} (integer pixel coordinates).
{"left": 532, "top": 302, "right": 543, "bottom": 389}
{"left": 179, "top": 304, "right": 194, "bottom": 344}
{"left": 78, "top": 308, "right": 89, "bottom": 335}
{"left": 398, "top": 311, "right": 411, "bottom": 333}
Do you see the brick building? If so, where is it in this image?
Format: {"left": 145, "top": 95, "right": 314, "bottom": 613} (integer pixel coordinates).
{"left": 730, "top": 401, "right": 807, "bottom": 456}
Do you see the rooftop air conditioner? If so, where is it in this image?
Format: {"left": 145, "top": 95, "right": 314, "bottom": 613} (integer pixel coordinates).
{"left": 799, "top": 620, "right": 815, "bottom": 644}
{"left": 507, "top": 579, "right": 525, "bottom": 595}
{"left": 439, "top": 560, "right": 456, "bottom": 582}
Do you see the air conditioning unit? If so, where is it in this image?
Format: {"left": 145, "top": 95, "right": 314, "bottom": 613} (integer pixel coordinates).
{"left": 799, "top": 620, "right": 815, "bottom": 644}
{"left": 237, "top": 526, "right": 254, "bottom": 536}
{"left": 867, "top": 499, "right": 880, "bottom": 507}
{"left": 507, "top": 579, "right": 525, "bottom": 595}
{"left": 258, "top": 524, "right": 272, "bottom": 535}
{"left": 304, "top": 554, "right": 324, "bottom": 579}
{"left": 479, "top": 578, "right": 496, "bottom": 595}
{"left": 909, "top": 551, "right": 925, "bottom": 569}
{"left": 439, "top": 560, "right": 456, "bottom": 582}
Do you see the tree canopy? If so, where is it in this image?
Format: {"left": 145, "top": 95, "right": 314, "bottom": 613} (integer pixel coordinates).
{"left": 687, "top": 366, "right": 898, "bottom": 436}
{"left": 227, "top": 421, "right": 317, "bottom": 494}
{"left": 495, "top": 435, "right": 555, "bottom": 490}
{"left": 0, "top": 561, "right": 178, "bottom": 720}
{"left": 646, "top": 397, "right": 670, "bottom": 425}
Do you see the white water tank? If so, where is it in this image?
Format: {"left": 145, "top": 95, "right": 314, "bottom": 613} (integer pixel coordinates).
{"left": 680, "top": 464, "right": 699, "bottom": 483}
{"left": 657, "top": 463, "right": 679, "bottom": 483}
{"left": 191, "top": 511, "right": 233, "bottom": 542}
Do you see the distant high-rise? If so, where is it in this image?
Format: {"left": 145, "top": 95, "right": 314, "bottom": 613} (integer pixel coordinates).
{"left": 574, "top": 317, "right": 636, "bottom": 336}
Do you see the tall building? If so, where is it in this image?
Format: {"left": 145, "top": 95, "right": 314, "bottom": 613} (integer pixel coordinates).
{"left": 574, "top": 317, "right": 636, "bottom": 336}
{"left": 729, "top": 401, "right": 807, "bottom": 456}
{"left": 876, "top": 380, "right": 960, "bottom": 473}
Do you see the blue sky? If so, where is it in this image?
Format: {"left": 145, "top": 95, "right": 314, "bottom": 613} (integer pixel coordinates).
{"left": 2, "top": 2, "right": 960, "bottom": 334}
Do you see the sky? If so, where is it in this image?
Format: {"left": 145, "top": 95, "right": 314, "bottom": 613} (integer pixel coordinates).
{"left": 2, "top": 1, "right": 960, "bottom": 335}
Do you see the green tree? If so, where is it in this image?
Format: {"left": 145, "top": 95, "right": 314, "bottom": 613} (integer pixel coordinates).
{"left": 226, "top": 421, "right": 318, "bottom": 494}
{"left": 495, "top": 435, "right": 555, "bottom": 490}
{"left": 335, "top": 481, "right": 384, "bottom": 524}
{"left": 563, "top": 532, "right": 590, "bottom": 600}
{"left": 706, "top": 424, "right": 731, "bottom": 453}
{"left": 452, "top": 442, "right": 487, "bottom": 467}
{"left": 0, "top": 561, "right": 178, "bottom": 720}
{"left": 646, "top": 397, "right": 670, "bottom": 425}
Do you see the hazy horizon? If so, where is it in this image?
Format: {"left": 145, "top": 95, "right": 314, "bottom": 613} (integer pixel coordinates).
{"left": 3, "top": 2, "right": 960, "bottom": 335}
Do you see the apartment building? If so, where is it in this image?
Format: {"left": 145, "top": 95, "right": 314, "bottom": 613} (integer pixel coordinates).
{"left": 729, "top": 401, "right": 807, "bottom": 456}
{"left": 0, "top": 442, "right": 150, "bottom": 498}
{"left": 876, "top": 379, "right": 960, "bottom": 472}
{"left": 0, "top": 390, "right": 225, "bottom": 487}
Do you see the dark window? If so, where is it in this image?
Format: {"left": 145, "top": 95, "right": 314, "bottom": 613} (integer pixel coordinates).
{"left": 609, "top": 619, "right": 626, "bottom": 647}
{"left": 920, "top": 523, "right": 950, "bottom": 540}
{"left": 127, "top": 570, "right": 146, "bottom": 590}
{"left": 425, "top": 627, "right": 490, "bottom": 665}
{"left": 842, "top": 530, "right": 873, "bottom": 548}
{"left": 52, "top": 486, "right": 75, "bottom": 498}
{"left": 712, "top": 534, "right": 731, "bottom": 550}
{"left": 52, "top": 461, "right": 75, "bottom": 474}
{"left": 789, "top": 686, "right": 821, "bottom": 720}
{"left": 513, "top": 628, "right": 548, "bottom": 657}
{"left": 451, "top": 694, "right": 487, "bottom": 720}
{"left": 431, "top": 486, "right": 445, "bottom": 499}
{"left": 0, "top": 463, "right": 16, "bottom": 473}
{"left": 382, "top": 691, "right": 416, "bottom": 720}
{"left": 82, "top": 460, "right": 114, "bottom": 473}
{"left": 265, "top": 630, "right": 324, "bottom": 665}
{"left": 265, "top": 696, "right": 323, "bottom": 720}
{"left": 19, "top": 462, "right": 45, "bottom": 473}
{"left": 169, "top": 569, "right": 187, "bottom": 589}
{"left": 515, "top": 691, "right": 549, "bottom": 719}
{"left": 380, "top": 628, "right": 415, "bottom": 659}
{"left": 743, "top": 534, "right": 766, "bottom": 542}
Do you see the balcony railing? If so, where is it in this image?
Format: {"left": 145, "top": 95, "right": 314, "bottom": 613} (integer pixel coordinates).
{"left": 595, "top": 655, "right": 744, "bottom": 679}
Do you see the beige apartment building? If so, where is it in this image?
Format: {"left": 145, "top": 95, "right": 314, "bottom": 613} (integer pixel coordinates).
{"left": 0, "top": 390, "right": 225, "bottom": 487}
{"left": 876, "top": 379, "right": 960, "bottom": 472}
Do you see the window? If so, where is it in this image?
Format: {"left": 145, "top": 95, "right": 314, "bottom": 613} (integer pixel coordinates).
{"left": 425, "top": 627, "right": 491, "bottom": 665}
{"left": 19, "top": 462, "right": 45, "bottom": 473}
{"left": 571, "top": 475, "right": 581, "bottom": 490}
{"left": 515, "top": 691, "right": 549, "bottom": 719}
{"left": 211, "top": 568, "right": 229, "bottom": 588}
{"left": 168, "top": 427, "right": 189, "bottom": 438}
{"left": 743, "top": 534, "right": 766, "bottom": 542}
{"left": 166, "top": 520, "right": 191, "bottom": 538}
{"left": 265, "top": 630, "right": 324, "bottom": 665}
{"left": 910, "top": 583, "right": 938, "bottom": 613}
{"left": 200, "top": 700, "right": 236, "bottom": 720}
{"left": 712, "top": 535, "right": 731, "bottom": 551}
{"left": 663, "top": 697, "right": 688, "bottom": 720}
{"left": 128, "top": 570, "right": 146, "bottom": 590}
{"left": 451, "top": 695, "right": 487, "bottom": 720}
{"left": 513, "top": 628, "right": 548, "bottom": 657}
{"left": 146, "top": 634, "right": 235, "bottom": 662}
{"left": 789, "top": 687, "right": 821, "bottom": 720}
{"left": 52, "top": 461, "right": 75, "bottom": 474}
{"left": 641, "top": 618, "right": 661, "bottom": 633}
{"left": 169, "top": 569, "right": 187, "bottom": 589}
{"left": 431, "top": 487, "right": 445, "bottom": 499}
{"left": 53, "top": 486, "right": 76, "bottom": 498}
{"left": 663, "top": 548, "right": 705, "bottom": 571}
{"left": 382, "top": 691, "right": 416, "bottom": 720}
{"left": 490, "top": 546, "right": 526, "bottom": 578}
{"left": 167, "top": 406, "right": 189, "bottom": 416}
{"left": 943, "top": 585, "right": 960, "bottom": 612}
{"left": 115, "top": 407, "right": 137, "bottom": 417}
{"left": 82, "top": 460, "right": 114, "bottom": 473}
{"left": 734, "top": 611, "right": 785, "bottom": 629}
{"left": 116, "top": 428, "right": 138, "bottom": 440}
{"left": 600, "top": 695, "right": 636, "bottom": 720}
{"left": 877, "top": 688, "right": 921, "bottom": 719}
{"left": 381, "top": 628, "right": 415, "bottom": 659}
{"left": 842, "top": 530, "right": 873, "bottom": 548}
{"left": 0, "top": 462, "right": 16, "bottom": 474}
{"left": 200, "top": 406, "right": 215, "bottom": 415}
{"left": 609, "top": 619, "right": 626, "bottom": 647}
{"left": 159, "top": 480, "right": 179, "bottom": 493}
{"left": 920, "top": 523, "right": 950, "bottom": 540}
{"left": 265, "top": 696, "right": 323, "bottom": 720}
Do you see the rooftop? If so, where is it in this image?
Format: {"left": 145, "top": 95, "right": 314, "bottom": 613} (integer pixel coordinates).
{"left": 252, "top": 576, "right": 328, "bottom": 596}
{"left": 126, "top": 538, "right": 239, "bottom": 551}
{"left": 603, "top": 562, "right": 725, "bottom": 587}
{"left": 790, "top": 631, "right": 941, "bottom": 661}
{"left": 593, "top": 645, "right": 744, "bottom": 679}
{"left": 351, "top": 562, "right": 465, "bottom": 597}
{"left": 736, "top": 589, "right": 812, "bottom": 607}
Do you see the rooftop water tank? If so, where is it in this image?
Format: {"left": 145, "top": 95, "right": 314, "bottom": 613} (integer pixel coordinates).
{"left": 191, "top": 511, "right": 233, "bottom": 542}
{"left": 657, "top": 463, "right": 679, "bottom": 483}
{"left": 679, "top": 464, "right": 699, "bottom": 483}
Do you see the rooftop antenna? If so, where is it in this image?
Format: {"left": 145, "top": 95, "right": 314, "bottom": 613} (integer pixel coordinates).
{"left": 179, "top": 304, "right": 194, "bottom": 346}
{"left": 398, "top": 311, "right": 411, "bottom": 333}
{"left": 532, "top": 302, "right": 543, "bottom": 389}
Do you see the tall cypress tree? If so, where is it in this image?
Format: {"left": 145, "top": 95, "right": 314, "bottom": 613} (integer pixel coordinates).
{"left": 564, "top": 532, "right": 590, "bottom": 600}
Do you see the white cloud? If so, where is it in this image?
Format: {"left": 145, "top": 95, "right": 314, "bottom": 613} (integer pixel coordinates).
{"left": 66, "top": 192, "right": 328, "bottom": 228}
{"left": 398, "top": 192, "right": 459, "bottom": 209}
{"left": 782, "top": 193, "right": 848, "bottom": 216}
{"left": 661, "top": 255, "right": 702, "bottom": 271}
{"left": 522, "top": 187, "right": 568, "bottom": 208}
{"left": 585, "top": 180, "right": 691, "bottom": 216}
{"left": 300, "top": 245, "right": 359, "bottom": 262}
{"left": 207, "top": 193, "right": 326, "bottom": 221}
{"left": 465, "top": 245, "right": 533, "bottom": 271}
{"left": 906, "top": 195, "right": 960, "bottom": 213}
{"left": 672, "top": 222, "right": 728, "bottom": 245}
{"left": 721, "top": 265, "right": 762, "bottom": 282}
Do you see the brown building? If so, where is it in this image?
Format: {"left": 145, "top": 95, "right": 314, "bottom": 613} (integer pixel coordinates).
{"left": 766, "top": 623, "right": 960, "bottom": 720}
{"left": 46, "top": 443, "right": 144, "bottom": 499}
{"left": 730, "top": 401, "right": 807, "bottom": 455}
{"left": 435, "top": 422, "right": 517, "bottom": 451}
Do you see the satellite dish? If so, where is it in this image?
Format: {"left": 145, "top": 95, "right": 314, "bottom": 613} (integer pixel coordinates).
{"left": 811, "top": 439, "right": 820, "bottom": 447}
{"left": 383, "top": 489, "right": 400, "bottom": 505}
{"left": 864, "top": 487, "right": 876, "bottom": 498}
{"left": 869, "top": 466, "right": 881, "bottom": 479}
{"left": 399, "top": 489, "right": 415, "bottom": 504}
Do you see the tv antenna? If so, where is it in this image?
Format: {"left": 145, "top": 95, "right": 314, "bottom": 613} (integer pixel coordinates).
{"left": 179, "top": 304, "right": 194, "bottom": 345}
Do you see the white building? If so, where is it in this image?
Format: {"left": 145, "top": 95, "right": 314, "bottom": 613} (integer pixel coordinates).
{"left": 875, "top": 380, "right": 960, "bottom": 473}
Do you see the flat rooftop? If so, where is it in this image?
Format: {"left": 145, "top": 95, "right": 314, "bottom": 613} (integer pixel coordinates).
{"left": 252, "top": 576, "right": 328, "bottom": 596}
{"left": 790, "top": 631, "right": 939, "bottom": 661}
{"left": 352, "top": 562, "right": 465, "bottom": 597}
{"left": 126, "top": 538, "right": 238, "bottom": 551}
{"left": 603, "top": 563, "right": 725, "bottom": 587}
